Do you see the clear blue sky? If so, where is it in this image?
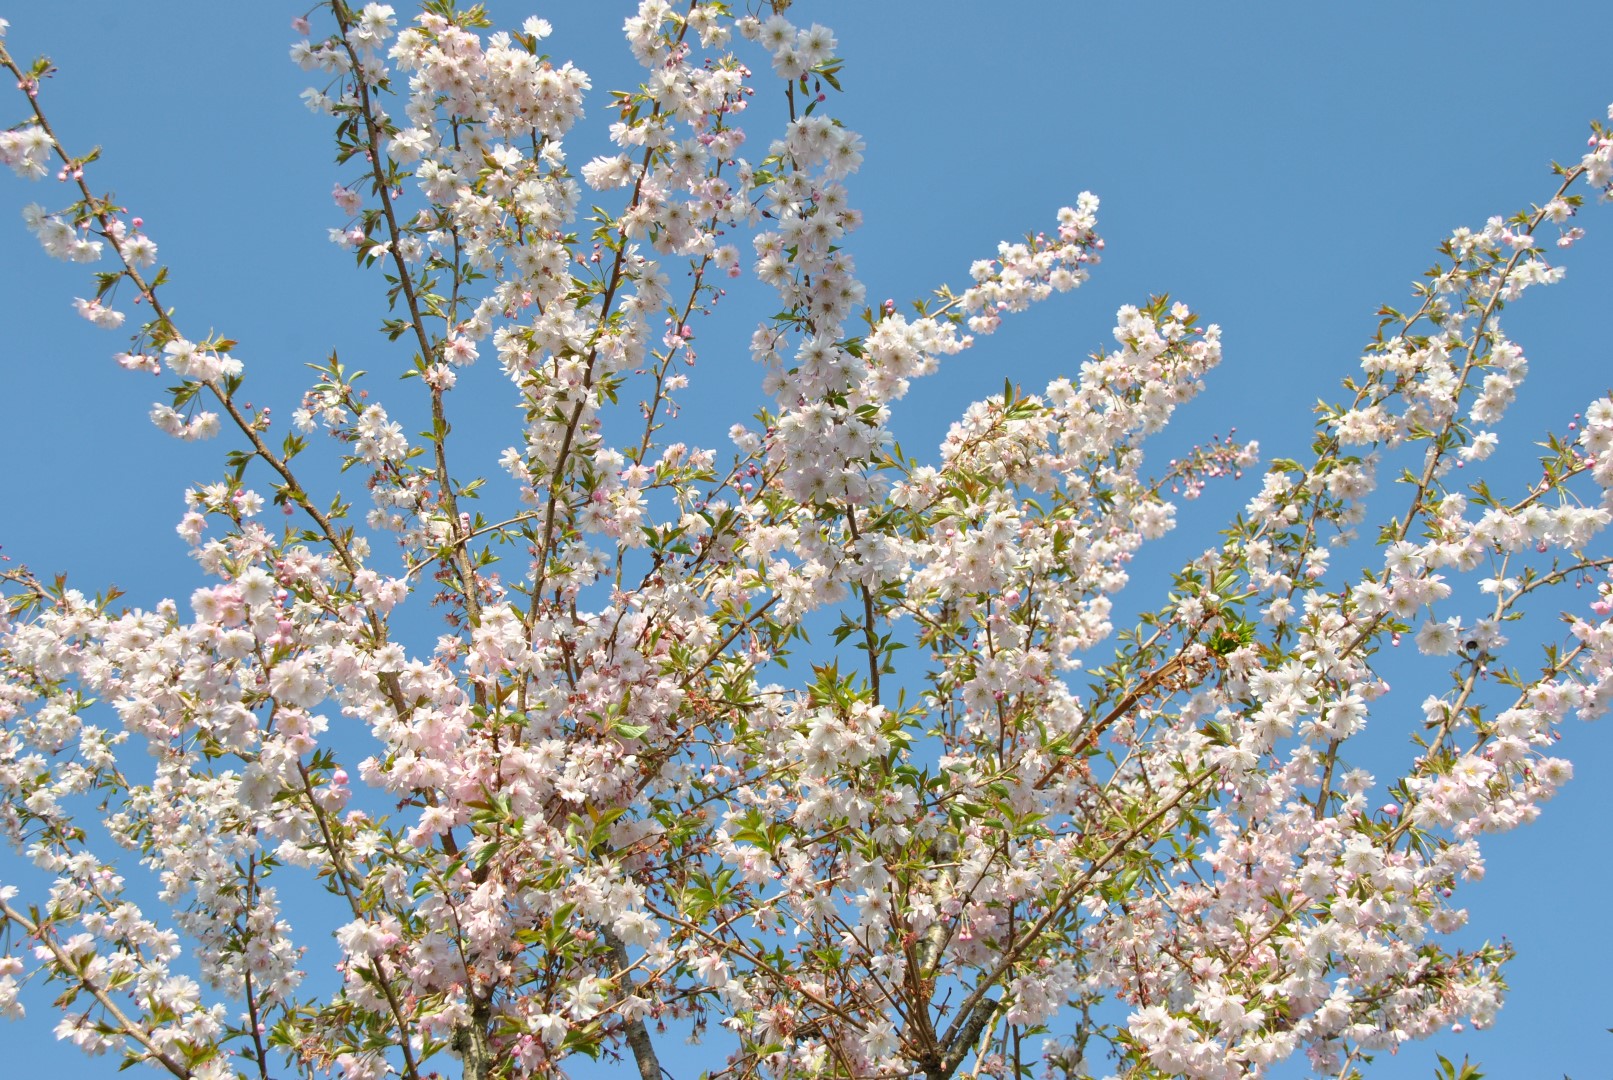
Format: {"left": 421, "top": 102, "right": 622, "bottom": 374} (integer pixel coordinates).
{"left": 2, "top": 3, "right": 1611, "bottom": 1077}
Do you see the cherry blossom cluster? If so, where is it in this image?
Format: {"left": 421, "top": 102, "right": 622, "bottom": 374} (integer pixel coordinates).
{"left": 0, "top": 123, "right": 50, "bottom": 179}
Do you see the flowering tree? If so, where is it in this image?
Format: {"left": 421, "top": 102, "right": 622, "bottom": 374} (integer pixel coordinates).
{"left": 2, "top": 3, "right": 1612, "bottom": 1079}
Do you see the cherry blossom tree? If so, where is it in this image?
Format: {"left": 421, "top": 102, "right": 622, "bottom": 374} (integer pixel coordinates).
{"left": 2, "top": 4, "right": 1612, "bottom": 1080}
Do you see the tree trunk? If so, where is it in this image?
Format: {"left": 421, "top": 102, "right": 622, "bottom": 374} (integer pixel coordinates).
{"left": 604, "top": 927, "right": 664, "bottom": 1080}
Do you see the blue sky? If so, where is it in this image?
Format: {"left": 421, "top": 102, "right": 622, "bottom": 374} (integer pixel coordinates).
{"left": 2, "top": 2, "right": 1612, "bottom": 1077}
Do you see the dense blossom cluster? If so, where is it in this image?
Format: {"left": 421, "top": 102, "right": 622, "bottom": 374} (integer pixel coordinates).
{"left": 2, "top": 5, "right": 1612, "bottom": 1080}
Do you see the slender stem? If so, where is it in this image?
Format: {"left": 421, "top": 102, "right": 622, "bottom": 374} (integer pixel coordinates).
{"left": 843, "top": 507, "right": 882, "bottom": 702}
{"left": 331, "top": 4, "right": 482, "bottom": 627}
{"left": 292, "top": 758, "right": 423, "bottom": 1080}
{"left": 241, "top": 857, "right": 273, "bottom": 1080}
